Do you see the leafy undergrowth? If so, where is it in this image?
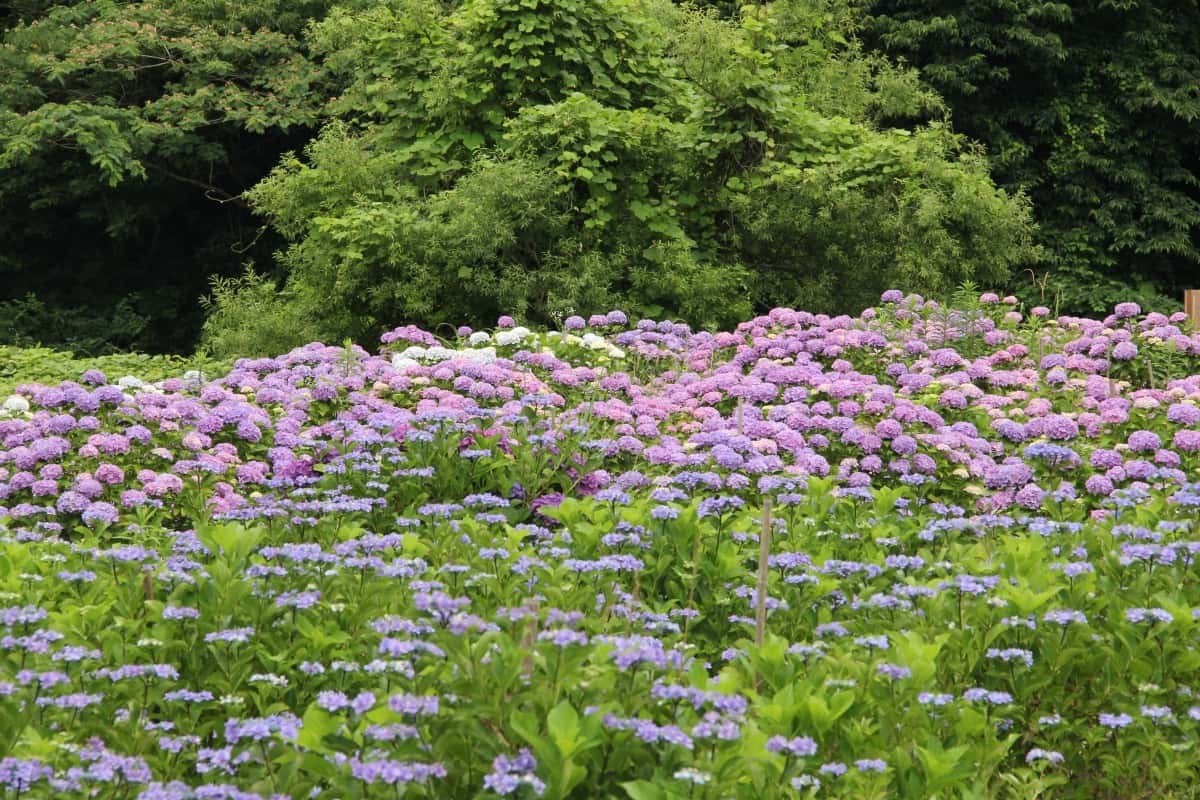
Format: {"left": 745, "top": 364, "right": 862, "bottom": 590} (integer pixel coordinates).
{"left": 1, "top": 295, "right": 1200, "bottom": 798}
{"left": 0, "top": 345, "right": 228, "bottom": 397}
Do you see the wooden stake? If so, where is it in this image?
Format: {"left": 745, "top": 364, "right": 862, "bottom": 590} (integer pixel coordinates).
{"left": 520, "top": 597, "right": 540, "bottom": 681}
{"left": 1187, "top": 290, "right": 1200, "bottom": 327}
{"left": 754, "top": 498, "right": 773, "bottom": 648}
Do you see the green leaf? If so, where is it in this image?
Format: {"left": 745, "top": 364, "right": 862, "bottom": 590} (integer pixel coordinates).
{"left": 629, "top": 200, "right": 654, "bottom": 221}
{"left": 296, "top": 705, "right": 340, "bottom": 753}
{"left": 547, "top": 701, "right": 581, "bottom": 757}
{"left": 196, "top": 522, "right": 262, "bottom": 564}
{"left": 401, "top": 533, "right": 430, "bottom": 557}
{"left": 621, "top": 780, "right": 666, "bottom": 800}
{"left": 510, "top": 709, "right": 557, "bottom": 775}
{"left": 915, "top": 742, "right": 972, "bottom": 791}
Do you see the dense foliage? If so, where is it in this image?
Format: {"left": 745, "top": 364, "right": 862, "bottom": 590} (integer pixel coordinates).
{"left": 862, "top": 0, "right": 1200, "bottom": 314}
{"left": 3, "top": 293, "right": 1200, "bottom": 797}
{"left": 0, "top": 0, "right": 331, "bottom": 352}
{"left": 1, "top": 0, "right": 1036, "bottom": 354}
{"left": 4, "top": 0, "right": 1196, "bottom": 353}
{"left": 0, "top": 345, "right": 226, "bottom": 396}
{"left": 222, "top": 0, "right": 1033, "bottom": 353}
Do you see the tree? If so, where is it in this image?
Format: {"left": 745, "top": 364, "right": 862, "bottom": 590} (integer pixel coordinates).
{"left": 0, "top": 0, "right": 331, "bottom": 352}
{"left": 209, "top": 0, "right": 1035, "bottom": 354}
{"left": 864, "top": 0, "right": 1200, "bottom": 313}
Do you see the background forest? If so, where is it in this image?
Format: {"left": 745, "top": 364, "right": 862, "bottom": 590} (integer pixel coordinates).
{"left": 0, "top": 0, "right": 1196, "bottom": 356}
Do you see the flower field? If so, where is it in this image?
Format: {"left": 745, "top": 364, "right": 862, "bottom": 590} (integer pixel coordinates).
{"left": 4, "top": 292, "right": 1200, "bottom": 798}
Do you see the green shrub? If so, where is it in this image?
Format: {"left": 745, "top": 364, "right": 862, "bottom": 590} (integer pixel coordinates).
{"left": 199, "top": 270, "right": 325, "bottom": 359}
{"left": 0, "top": 293, "right": 151, "bottom": 354}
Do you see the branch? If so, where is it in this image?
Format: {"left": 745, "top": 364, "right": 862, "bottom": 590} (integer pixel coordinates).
{"left": 144, "top": 161, "right": 250, "bottom": 208}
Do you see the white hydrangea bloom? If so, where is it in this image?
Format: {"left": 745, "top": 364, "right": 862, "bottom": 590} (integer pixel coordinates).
{"left": 396, "top": 346, "right": 427, "bottom": 362}
{"left": 459, "top": 347, "right": 497, "bottom": 363}
{"left": 2, "top": 395, "right": 30, "bottom": 414}
{"left": 580, "top": 333, "right": 608, "bottom": 350}
{"left": 391, "top": 356, "right": 420, "bottom": 371}
{"left": 423, "top": 346, "right": 457, "bottom": 363}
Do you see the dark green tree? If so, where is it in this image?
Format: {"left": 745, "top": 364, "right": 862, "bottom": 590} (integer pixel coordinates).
{"left": 864, "top": 0, "right": 1200, "bottom": 313}
{"left": 0, "top": 0, "right": 331, "bottom": 352}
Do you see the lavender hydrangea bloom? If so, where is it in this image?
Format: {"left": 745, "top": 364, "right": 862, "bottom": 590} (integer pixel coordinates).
{"left": 1099, "top": 712, "right": 1133, "bottom": 729}
{"left": 877, "top": 663, "right": 912, "bottom": 680}
{"left": 0, "top": 758, "right": 54, "bottom": 791}
{"left": 1026, "top": 749, "right": 1065, "bottom": 764}
{"left": 766, "top": 736, "right": 818, "bottom": 757}
{"left": 1127, "top": 430, "right": 1162, "bottom": 453}
{"left": 986, "top": 648, "right": 1034, "bottom": 667}
{"left": 224, "top": 713, "right": 301, "bottom": 743}
{"left": 483, "top": 749, "right": 544, "bottom": 796}
{"left": 1111, "top": 341, "right": 1138, "bottom": 360}
{"left": 1125, "top": 607, "right": 1174, "bottom": 624}
{"left": 346, "top": 758, "right": 447, "bottom": 786}
{"left": 203, "top": 627, "right": 255, "bottom": 644}
{"left": 961, "top": 688, "right": 1013, "bottom": 705}
{"left": 1043, "top": 609, "right": 1088, "bottom": 626}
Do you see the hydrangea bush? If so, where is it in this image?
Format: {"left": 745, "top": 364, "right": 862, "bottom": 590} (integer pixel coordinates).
{"left": 2, "top": 293, "right": 1200, "bottom": 798}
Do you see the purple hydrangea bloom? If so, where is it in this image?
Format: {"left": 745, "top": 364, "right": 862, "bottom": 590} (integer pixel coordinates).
{"left": 1026, "top": 748, "right": 1065, "bottom": 764}
{"left": 484, "top": 749, "right": 544, "bottom": 796}
{"left": 766, "top": 736, "right": 818, "bottom": 757}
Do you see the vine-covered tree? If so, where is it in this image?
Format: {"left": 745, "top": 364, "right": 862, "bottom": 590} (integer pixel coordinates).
{"left": 205, "top": 0, "right": 1035, "bottom": 353}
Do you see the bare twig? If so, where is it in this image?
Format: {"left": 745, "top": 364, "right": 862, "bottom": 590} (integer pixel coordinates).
{"left": 144, "top": 162, "right": 250, "bottom": 208}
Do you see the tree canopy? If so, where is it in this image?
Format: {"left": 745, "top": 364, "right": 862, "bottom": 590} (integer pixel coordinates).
{"left": 207, "top": 0, "right": 1035, "bottom": 353}
{"left": 0, "top": 0, "right": 331, "bottom": 352}
{"left": 1, "top": 0, "right": 1059, "bottom": 354}
{"left": 863, "top": 0, "right": 1200, "bottom": 313}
